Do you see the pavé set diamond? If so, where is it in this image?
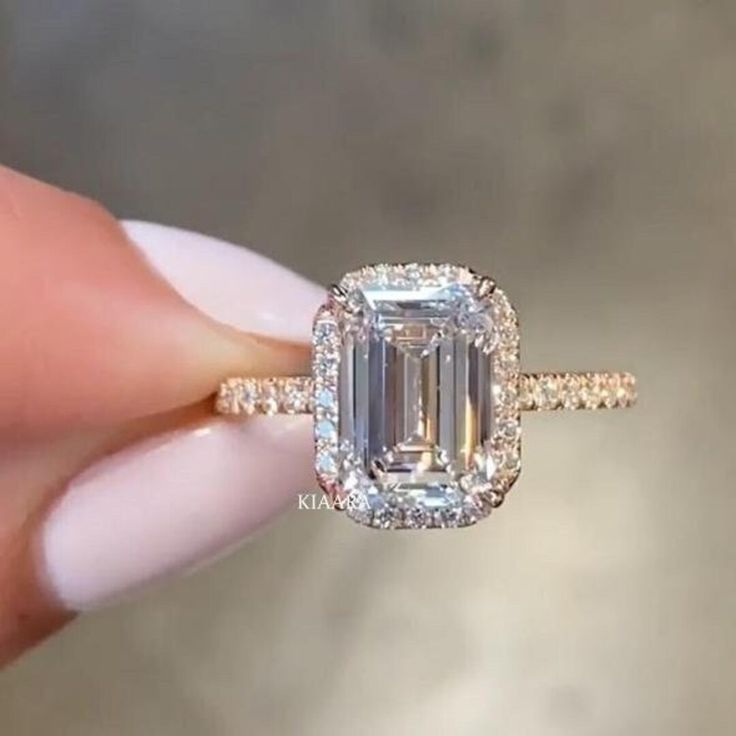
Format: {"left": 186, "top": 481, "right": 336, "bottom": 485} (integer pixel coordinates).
{"left": 215, "top": 263, "right": 637, "bottom": 530}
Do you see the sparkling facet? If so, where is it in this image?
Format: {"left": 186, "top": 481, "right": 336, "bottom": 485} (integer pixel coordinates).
{"left": 316, "top": 419, "right": 337, "bottom": 441}
{"left": 315, "top": 388, "right": 336, "bottom": 411}
{"left": 237, "top": 380, "right": 259, "bottom": 414}
{"left": 518, "top": 371, "right": 637, "bottom": 411}
{"left": 281, "top": 382, "right": 309, "bottom": 413}
{"left": 316, "top": 451, "right": 338, "bottom": 476}
{"left": 259, "top": 380, "right": 280, "bottom": 415}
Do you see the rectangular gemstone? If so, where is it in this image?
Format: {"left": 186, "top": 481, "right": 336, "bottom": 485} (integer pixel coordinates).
{"left": 323, "top": 265, "right": 501, "bottom": 528}
{"left": 340, "top": 329, "right": 493, "bottom": 491}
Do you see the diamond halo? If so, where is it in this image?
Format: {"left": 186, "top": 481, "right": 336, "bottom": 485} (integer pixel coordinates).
{"left": 312, "top": 263, "right": 521, "bottom": 530}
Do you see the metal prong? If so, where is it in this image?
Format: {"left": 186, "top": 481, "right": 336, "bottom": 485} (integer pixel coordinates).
{"left": 473, "top": 275, "right": 496, "bottom": 300}
{"left": 327, "top": 283, "right": 350, "bottom": 309}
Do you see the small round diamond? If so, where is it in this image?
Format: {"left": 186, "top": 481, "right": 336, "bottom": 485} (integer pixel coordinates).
{"left": 316, "top": 419, "right": 337, "bottom": 441}
{"left": 316, "top": 451, "right": 338, "bottom": 476}
{"left": 497, "top": 347, "right": 519, "bottom": 372}
{"left": 315, "top": 353, "right": 338, "bottom": 375}
{"left": 533, "top": 374, "right": 560, "bottom": 410}
{"left": 259, "top": 381, "right": 280, "bottom": 415}
{"left": 214, "top": 382, "right": 236, "bottom": 414}
{"left": 560, "top": 374, "right": 582, "bottom": 409}
{"left": 621, "top": 373, "right": 637, "bottom": 406}
{"left": 580, "top": 375, "right": 602, "bottom": 410}
{"left": 405, "top": 507, "right": 429, "bottom": 529}
{"left": 315, "top": 388, "right": 336, "bottom": 412}
{"left": 372, "top": 507, "right": 398, "bottom": 529}
{"left": 494, "top": 381, "right": 519, "bottom": 410}
{"left": 600, "top": 375, "right": 618, "bottom": 409}
{"left": 497, "top": 419, "right": 521, "bottom": 442}
{"left": 237, "top": 380, "right": 259, "bottom": 414}
{"left": 281, "top": 379, "right": 309, "bottom": 413}
{"left": 442, "top": 507, "right": 467, "bottom": 527}
{"left": 313, "top": 320, "right": 337, "bottom": 341}
{"left": 494, "top": 448, "right": 521, "bottom": 485}
{"left": 487, "top": 490, "right": 505, "bottom": 508}
{"left": 282, "top": 393, "right": 307, "bottom": 413}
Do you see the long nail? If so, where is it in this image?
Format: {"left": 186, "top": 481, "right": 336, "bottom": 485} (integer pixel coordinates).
{"left": 123, "top": 221, "right": 322, "bottom": 343}
{"left": 41, "top": 223, "right": 323, "bottom": 611}
{"left": 42, "top": 416, "right": 313, "bottom": 610}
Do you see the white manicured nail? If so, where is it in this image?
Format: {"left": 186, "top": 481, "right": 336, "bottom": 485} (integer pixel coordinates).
{"left": 122, "top": 221, "right": 323, "bottom": 342}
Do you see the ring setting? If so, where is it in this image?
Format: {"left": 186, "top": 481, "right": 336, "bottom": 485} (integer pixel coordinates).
{"left": 215, "top": 263, "right": 637, "bottom": 530}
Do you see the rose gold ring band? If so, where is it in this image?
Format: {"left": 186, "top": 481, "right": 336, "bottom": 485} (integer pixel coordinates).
{"left": 214, "top": 371, "right": 637, "bottom": 416}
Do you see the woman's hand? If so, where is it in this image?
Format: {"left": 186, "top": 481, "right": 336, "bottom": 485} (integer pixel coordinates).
{"left": 0, "top": 165, "right": 323, "bottom": 666}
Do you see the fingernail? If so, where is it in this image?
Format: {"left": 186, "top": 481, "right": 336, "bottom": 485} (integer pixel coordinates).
{"left": 42, "top": 416, "right": 314, "bottom": 611}
{"left": 122, "top": 221, "right": 325, "bottom": 342}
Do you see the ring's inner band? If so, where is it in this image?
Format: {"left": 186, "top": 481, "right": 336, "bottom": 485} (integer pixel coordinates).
{"left": 215, "top": 371, "right": 636, "bottom": 416}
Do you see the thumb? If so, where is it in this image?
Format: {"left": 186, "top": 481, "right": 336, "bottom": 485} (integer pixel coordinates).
{"left": 0, "top": 165, "right": 310, "bottom": 438}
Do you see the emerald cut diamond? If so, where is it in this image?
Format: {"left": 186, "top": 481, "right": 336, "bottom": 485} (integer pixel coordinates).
{"left": 312, "top": 264, "right": 521, "bottom": 529}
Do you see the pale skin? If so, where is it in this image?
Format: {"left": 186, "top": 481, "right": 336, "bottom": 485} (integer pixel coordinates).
{"left": 0, "top": 165, "right": 316, "bottom": 666}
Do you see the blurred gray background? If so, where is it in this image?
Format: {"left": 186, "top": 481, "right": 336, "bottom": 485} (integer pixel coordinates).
{"left": 1, "top": 2, "right": 735, "bottom": 734}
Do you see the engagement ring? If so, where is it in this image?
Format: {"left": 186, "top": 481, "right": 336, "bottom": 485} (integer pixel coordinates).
{"left": 215, "top": 264, "right": 637, "bottom": 530}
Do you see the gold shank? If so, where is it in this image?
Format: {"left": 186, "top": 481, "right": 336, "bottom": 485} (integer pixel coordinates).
{"left": 519, "top": 371, "right": 637, "bottom": 411}
{"left": 214, "top": 372, "right": 637, "bottom": 416}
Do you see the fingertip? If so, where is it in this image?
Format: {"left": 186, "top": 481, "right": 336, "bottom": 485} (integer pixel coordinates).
{"left": 0, "top": 167, "right": 320, "bottom": 435}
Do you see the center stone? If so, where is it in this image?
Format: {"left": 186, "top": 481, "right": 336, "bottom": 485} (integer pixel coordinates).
{"left": 316, "top": 265, "right": 503, "bottom": 529}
